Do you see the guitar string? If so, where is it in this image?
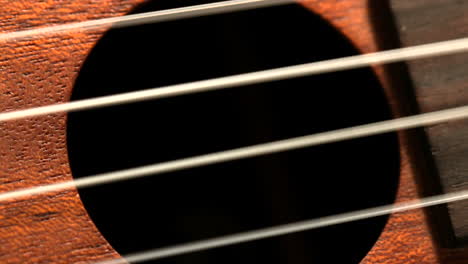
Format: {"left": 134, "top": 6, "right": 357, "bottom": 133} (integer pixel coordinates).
{"left": 2, "top": 105, "right": 468, "bottom": 262}
{"left": 2, "top": 0, "right": 468, "bottom": 201}
{"left": 3, "top": 36, "right": 468, "bottom": 122}
{"left": 94, "top": 188, "right": 468, "bottom": 264}
{"left": 2, "top": 103, "right": 468, "bottom": 202}
{"left": 0, "top": 0, "right": 293, "bottom": 42}
{"left": 1, "top": 2, "right": 468, "bottom": 262}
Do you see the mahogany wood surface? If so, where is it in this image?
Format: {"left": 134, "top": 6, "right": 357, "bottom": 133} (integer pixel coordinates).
{"left": 390, "top": 0, "right": 468, "bottom": 246}
{"left": 0, "top": 0, "right": 455, "bottom": 263}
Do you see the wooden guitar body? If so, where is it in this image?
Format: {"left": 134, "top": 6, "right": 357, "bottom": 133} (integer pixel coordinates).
{"left": 0, "top": 0, "right": 466, "bottom": 263}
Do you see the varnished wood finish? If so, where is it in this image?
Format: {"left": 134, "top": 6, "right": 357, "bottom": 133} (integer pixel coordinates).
{"left": 390, "top": 0, "right": 468, "bottom": 246}
{"left": 0, "top": 2, "right": 141, "bottom": 263}
{"left": 0, "top": 0, "right": 451, "bottom": 263}
{"left": 306, "top": 2, "right": 440, "bottom": 264}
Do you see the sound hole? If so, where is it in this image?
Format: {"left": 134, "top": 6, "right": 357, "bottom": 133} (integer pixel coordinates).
{"left": 67, "top": 1, "right": 400, "bottom": 264}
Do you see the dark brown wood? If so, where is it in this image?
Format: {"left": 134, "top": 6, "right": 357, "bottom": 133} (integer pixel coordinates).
{"left": 0, "top": 0, "right": 458, "bottom": 263}
{"left": 389, "top": 0, "right": 468, "bottom": 247}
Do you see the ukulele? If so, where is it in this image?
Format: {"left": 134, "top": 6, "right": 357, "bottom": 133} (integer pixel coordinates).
{"left": 1, "top": 0, "right": 467, "bottom": 263}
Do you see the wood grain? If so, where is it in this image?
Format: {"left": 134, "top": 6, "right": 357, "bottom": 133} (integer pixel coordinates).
{"left": 0, "top": 0, "right": 450, "bottom": 263}
{"left": 389, "top": 0, "right": 468, "bottom": 247}
{"left": 0, "top": 2, "right": 142, "bottom": 263}
{"left": 306, "top": 1, "right": 440, "bottom": 264}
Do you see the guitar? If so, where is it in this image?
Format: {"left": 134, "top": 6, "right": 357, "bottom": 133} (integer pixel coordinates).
{"left": 1, "top": 0, "right": 467, "bottom": 263}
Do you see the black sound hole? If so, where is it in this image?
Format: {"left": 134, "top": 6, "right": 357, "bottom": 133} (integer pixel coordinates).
{"left": 67, "top": 1, "right": 400, "bottom": 264}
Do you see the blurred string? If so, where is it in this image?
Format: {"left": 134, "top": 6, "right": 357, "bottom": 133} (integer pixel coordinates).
{"left": 2, "top": 1, "right": 468, "bottom": 263}
{"left": 2, "top": 36, "right": 468, "bottom": 122}
{"left": 0, "top": 0, "right": 292, "bottom": 42}
{"left": 94, "top": 188, "right": 468, "bottom": 263}
{"left": 2, "top": 103, "right": 468, "bottom": 202}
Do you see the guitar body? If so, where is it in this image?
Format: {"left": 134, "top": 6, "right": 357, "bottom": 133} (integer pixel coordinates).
{"left": 0, "top": 0, "right": 466, "bottom": 263}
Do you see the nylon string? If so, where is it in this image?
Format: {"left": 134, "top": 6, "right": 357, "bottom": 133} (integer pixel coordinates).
{"left": 3, "top": 36, "right": 468, "bottom": 122}
{"left": 94, "top": 188, "right": 468, "bottom": 263}
{"left": 3, "top": 103, "right": 468, "bottom": 202}
{"left": 0, "top": 0, "right": 292, "bottom": 42}
{"left": 1, "top": 1, "right": 468, "bottom": 263}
